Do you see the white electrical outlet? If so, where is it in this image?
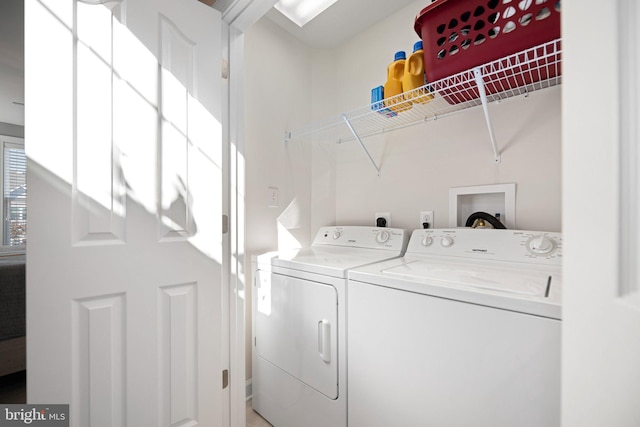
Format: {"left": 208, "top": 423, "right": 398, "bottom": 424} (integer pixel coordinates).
{"left": 374, "top": 212, "right": 391, "bottom": 227}
{"left": 419, "top": 210, "right": 434, "bottom": 228}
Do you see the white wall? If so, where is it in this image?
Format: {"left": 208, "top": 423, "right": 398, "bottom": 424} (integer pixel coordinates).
{"left": 244, "top": 0, "right": 562, "bottom": 381}
{"left": 244, "top": 17, "right": 313, "bottom": 254}
{"left": 244, "top": 16, "right": 313, "bottom": 381}
{"left": 311, "top": 0, "right": 561, "bottom": 232}
{"left": 0, "top": 0, "right": 24, "bottom": 127}
{"left": 0, "top": 122, "right": 24, "bottom": 138}
{"left": 331, "top": 88, "right": 561, "bottom": 231}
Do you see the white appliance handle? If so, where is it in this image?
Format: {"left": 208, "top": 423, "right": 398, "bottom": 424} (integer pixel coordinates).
{"left": 317, "top": 319, "right": 331, "bottom": 363}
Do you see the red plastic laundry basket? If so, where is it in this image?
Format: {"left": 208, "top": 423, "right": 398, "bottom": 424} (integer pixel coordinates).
{"left": 415, "top": 0, "right": 561, "bottom": 102}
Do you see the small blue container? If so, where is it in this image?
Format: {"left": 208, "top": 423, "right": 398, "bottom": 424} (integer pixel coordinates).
{"left": 371, "top": 86, "right": 397, "bottom": 118}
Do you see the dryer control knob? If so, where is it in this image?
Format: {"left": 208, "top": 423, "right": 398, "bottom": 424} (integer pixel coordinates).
{"left": 440, "top": 236, "right": 454, "bottom": 247}
{"left": 528, "top": 235, "right": 555, "bottom": 254}
{"left": 376, "top": 230, "right": 390, "bottom": 243}
{"left": 421, "top": 236, "right": 433, "bottom": 247}
{"left": 332, "top": 231, "right": 341, "bottom": 240}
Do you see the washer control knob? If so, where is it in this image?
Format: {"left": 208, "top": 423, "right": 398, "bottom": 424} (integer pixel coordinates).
{"left": 332, "top": 231, "right": 341, "bottom": 240}
{"left": 421, "top": 236, "right": 433, "bottom": 247}
{"left": 440, "top": 236, "right": 454, "bottom": 247}
{"left": 528, "top": 235, "right": 555, "bottom": 254}
{"left": 376, "top": 230, "right": 390, "bottom": 244}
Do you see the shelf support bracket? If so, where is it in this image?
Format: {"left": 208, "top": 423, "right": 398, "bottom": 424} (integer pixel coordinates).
{"left": 473, "top": 67, "right": 501, "bottom": 163}
{"left": 342, "top": 114, "right": 381, "bottom": 175}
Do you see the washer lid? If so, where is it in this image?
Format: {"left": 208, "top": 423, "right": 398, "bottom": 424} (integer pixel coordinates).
{"left": 349, "top": 256, "right": 561, "bottom": 319}
{"left": 382, "top": 260, "right": 551, "bottom": 298}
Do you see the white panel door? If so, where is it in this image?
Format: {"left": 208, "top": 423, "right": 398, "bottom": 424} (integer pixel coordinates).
{"left": 563, "top": 1, "right": 640, "bottom": 426}
{"left": 25, "top": 0, "right": 225, "bottom": 426}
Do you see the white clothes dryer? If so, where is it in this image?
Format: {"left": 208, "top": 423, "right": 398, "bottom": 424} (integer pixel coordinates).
{"left": 347, "top": 228, "right": 562, "bottom": 427}
{"left": 252, "top": 226, "right": 408, "bottom": 427}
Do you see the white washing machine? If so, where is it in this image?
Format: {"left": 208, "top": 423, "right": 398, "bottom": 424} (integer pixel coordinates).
{"left": 347, "top": 228, "right": 562, "bottom": 427}
{"left": 252, "top": 226, "right": 408, "bottom": 427}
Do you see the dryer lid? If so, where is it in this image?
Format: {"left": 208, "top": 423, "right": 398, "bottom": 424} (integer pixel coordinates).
{"left": 273, "top": 245, "right": 403, "bottom": 278}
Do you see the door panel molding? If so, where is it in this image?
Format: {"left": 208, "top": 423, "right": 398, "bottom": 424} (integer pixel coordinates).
{"left": 73, "top": 2, "right": 126, "bottom": 246}
{"left": 158, "top": 282, "right": 199, "bottom": 426}
{"left": 72, "top": 293, "right": 127, "bottom": 427}
{"left": 159, "top": 16, "right": 196, "bottom": 241}
{"left": 618, "top": 0, "right": 640, "bottom": 308}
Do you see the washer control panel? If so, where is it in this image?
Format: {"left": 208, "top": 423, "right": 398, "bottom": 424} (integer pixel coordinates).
{"left": 407, "top": 228, "right": 562, "bottom": 265}
{"left": 314, "top": 226, "right": 409, "bottom": 251}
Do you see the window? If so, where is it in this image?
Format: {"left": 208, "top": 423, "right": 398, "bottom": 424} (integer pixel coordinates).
{"left": 1, "top": 136, "right": 26, "bottom": 246}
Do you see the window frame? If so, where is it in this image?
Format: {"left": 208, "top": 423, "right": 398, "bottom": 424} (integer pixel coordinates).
{"left": 0, "top": 135, "right": 26, "bottom": 247}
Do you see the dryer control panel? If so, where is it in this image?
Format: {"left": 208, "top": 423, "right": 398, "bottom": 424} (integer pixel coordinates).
{"left": 314, "top": 226, "right": 408, "bottom": 252}
{"left": 407, "top": 228, "right": 562, "bottom": 265}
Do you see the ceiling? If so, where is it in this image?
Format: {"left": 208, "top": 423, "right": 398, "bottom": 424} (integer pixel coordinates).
{"left": 264, "top": 0, "right": 419, "bottom": 49}
{"left": 0, "top": 0, "right": 422, "bottom": 126}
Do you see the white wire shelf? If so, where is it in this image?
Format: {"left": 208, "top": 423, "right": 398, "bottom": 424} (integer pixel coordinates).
{"left": 286, "top": 38, "right": 562, "bottom": 161}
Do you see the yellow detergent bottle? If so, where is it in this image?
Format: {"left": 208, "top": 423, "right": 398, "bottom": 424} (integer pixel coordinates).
{"left": 384, "top": 51, "right": 409, "bottom": 113}
{"left": 403, "top": 41, "right": 434, "bottom": 105}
